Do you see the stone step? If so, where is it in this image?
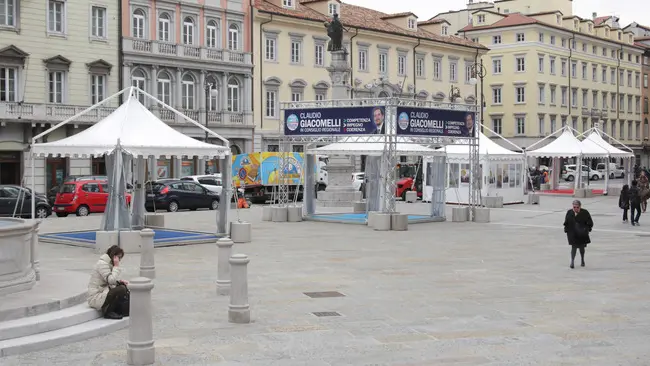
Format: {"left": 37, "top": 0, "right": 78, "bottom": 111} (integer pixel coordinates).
{"left": 0, "top": 316, "right": 129, "bottom": 357}
{"left": 0, "top": 304, "right": 101, "bottom": 341}
{"left": 0, "top": 270, "right": 89, "bottom": 322}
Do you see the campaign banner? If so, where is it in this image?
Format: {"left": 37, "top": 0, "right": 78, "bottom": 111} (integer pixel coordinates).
{"left": 284, "top": 106, "right": 386, "bottom": 135}
{"left": 396, "top": 107, "right": 476, "bottom": 137}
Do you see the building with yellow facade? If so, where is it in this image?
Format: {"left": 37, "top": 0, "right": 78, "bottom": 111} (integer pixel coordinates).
{"left": 448, "top": 0, "right": 645, "bottom": 162}
{"left": 251, "top": 0, "right": 487, "bottom": 151}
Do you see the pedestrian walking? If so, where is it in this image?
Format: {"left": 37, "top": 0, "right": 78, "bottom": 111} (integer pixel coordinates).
{"left": 619, "top": 184, "right": 630, "bottom": 223}
{"left": 563, "top": 200, "right": 594, "bottom": 269}
{"left": 638, "top": 172, "right": 649, "bottom": 212}
{"left": 630, "top": 180, "right": 642, "bottom": 226}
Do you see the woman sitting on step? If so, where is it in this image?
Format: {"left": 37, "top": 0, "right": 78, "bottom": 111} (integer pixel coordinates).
{"left": 87, "top": 245, "right": 129, "bottom": 319}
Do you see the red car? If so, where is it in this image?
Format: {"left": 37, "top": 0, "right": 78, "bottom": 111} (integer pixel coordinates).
{"left": 53, "top": 180, "right": 132, "bottom": 217}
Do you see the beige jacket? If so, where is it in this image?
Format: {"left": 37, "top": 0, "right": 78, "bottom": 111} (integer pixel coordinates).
{"left": 87, "top": 254, "right": 123, "bottom": 310}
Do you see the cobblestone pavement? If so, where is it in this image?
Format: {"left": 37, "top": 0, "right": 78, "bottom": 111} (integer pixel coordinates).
{"left": 4, "top": 195, "right": 650, "bottom": 365}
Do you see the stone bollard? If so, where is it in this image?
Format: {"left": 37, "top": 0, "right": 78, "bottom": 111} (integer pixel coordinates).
{"left": 261, "top": 206, "right": 273, "bottom": 221}
{"left": 230, "top": 222, "right": 252, "bottom": 243}
{"left": 228, "top": 254, "right": 251, "bottom": 324}
{"left": 473, "top": 207, "right": 491, "bottom": 223}
{"left": 127, "top": 277, "right": 155, "bottom": 366}
{"left": 287, "top": 205, "right": 303, "bottom": 222}
{"left": 139, "top": 229, "right": 156, "bottom": 279}
{"left": 31, "top": 221, "right": 41, "bottom": 281}
{"left": 216, "top": 238, "right": 233, "bottom": 296}
{"left": 451, "top": 207, "right": 469, "bottom": 222}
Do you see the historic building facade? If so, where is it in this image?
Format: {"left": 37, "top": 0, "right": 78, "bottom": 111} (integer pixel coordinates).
{"left": 251, "top": 0, "right": 487, "bottom": 152}
{"left": 459, "top": 9, "right": 645, "bottom": 162}
{"left": 121, "top": 0, "right": 254, "bottom": 176}
{"left": 0, "top": 0, "right": 120, "bottom": 192}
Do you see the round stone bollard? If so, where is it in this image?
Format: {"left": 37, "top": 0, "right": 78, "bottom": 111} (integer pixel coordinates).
{"left": 230, "top": 222, "right": 252, "bottom": 243}
{"left": 127, "top": 277, "right": 155, "bottom": 366}
{"left": 228, "top": 254, "right": 251, "bottom": 324}
{"left": 216, "top": 238, "right": 233, "bottom": 296}
{"left": 139, "top": 229, "right": 156, "bottom": 279}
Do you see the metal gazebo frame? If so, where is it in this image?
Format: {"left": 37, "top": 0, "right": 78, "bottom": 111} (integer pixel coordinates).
{"left": 276, "top": 97, "right": 481, "bottom": 220}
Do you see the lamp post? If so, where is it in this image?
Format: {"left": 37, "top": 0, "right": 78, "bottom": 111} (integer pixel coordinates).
{"left": 204, "top": 77, "right": 218, "bottom": 142}
{"left": 449, "top": 85, "right": 461, "bottom": 103}
{"left": 469, "top": 58, "right": 487, "bottom": 134}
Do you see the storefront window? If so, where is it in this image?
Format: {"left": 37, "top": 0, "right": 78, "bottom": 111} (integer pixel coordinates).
{"left": 181, "top": 159, "right": 195, "bottom": 177}
{"left": 157, "top": 159, "right": 171, "bottom": 178}
{"left": 45, "top": 157, "right": 68, "bottom": 191}
{"left": 448, "top": 163, "right": 459, "bottom": 188}
{"left": 92, "top": 157, "right": 106, "bottom": 175}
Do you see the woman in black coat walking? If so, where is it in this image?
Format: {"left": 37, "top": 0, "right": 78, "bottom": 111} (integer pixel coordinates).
{"left": 563, "top": 200, "right": 594, "bottom": 268}
{"left": 619, "top": 184, "right": 630, "bottom": 222}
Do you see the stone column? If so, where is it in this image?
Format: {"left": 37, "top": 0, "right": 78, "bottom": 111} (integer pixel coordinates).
{"left": 147, "top": 156, "right": 157, "bottom": 181}
{"left": 175, "top": 68, "right": 183, "bottom": 109}
{"left": 326, "top": 50, "right": 351, "bottom": 100}
{"left": 150, "top": 66, "right": 159, "bottom": 109}
{"left": 228, "top": 254, "right": 250, "bottom": 324}
{"left": 30, "top": 220, "right": 41, "bottom": 281}
{"left": 139, "top": 229, "right": 156, "bottom": 279}
{"left": 221, "top": 72, "right": 229, "bottom": 111}
{"left": 243, "top": 74, "right": 252, "bottom": 112}
{"left": 127, "top": 277, "right": 155, "bottom": 365}
{"left": 216, "top": 238, "right": 233, "bottom": 295}
{"left": 200, "top": 71, "right": 207, "bottom": 128}
{"left": 123, "top": 63, "right": 132, "bottom": 94}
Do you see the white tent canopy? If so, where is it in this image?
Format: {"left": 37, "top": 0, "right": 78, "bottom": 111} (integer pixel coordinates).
{"left": 307, "top": 136, "right": 443, "bottom": 156}
{"left": 527, "top": 129, "right": 607, "bottom": 158}
{"left": 31, "top": 94, "right": 230, "bottom": 159}
{"left": 582, "top": 130, "right": 634, "bottom": 157}
{"left": 443, "top": 132, "right": 522, "bottom": 161}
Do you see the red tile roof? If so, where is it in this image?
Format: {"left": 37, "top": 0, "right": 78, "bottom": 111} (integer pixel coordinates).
{"left": 254, "top": 0, "right": 486, "bottom": 49}
{"left": 380, "top": 12, "right": 417, "bottom": 20}
{"left": 460, "top": 13, "right": 643, "bottom": 49}
{"left": 594, "top": 16, "right": 611, "bottom": 25}
{"left": 419, "top": 19, "right": 448, "bottom": 26}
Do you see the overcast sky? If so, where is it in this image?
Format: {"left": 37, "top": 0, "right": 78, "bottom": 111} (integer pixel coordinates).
{"left": 344, "top": 0, "right": 650, "bottom": 27}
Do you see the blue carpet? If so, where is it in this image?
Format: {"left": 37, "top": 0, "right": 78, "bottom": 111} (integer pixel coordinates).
{"left": 41, "top": 229, "right": 219, "bottom": 244}
{"left": 310, "top": 213, "right": 432, "bottom": 223}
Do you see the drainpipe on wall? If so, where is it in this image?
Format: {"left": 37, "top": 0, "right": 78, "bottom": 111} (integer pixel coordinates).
{"left": 349, "top": 28, "right": 359, "bottom": 99}
{"left": 118, "top": 0, "right": 124, "bottom": 104}
{"left": 259, "top": 15, "right": 273, "bottom": 131}
{"left": 412, "top": 38, "right": 421, "bottom": 97}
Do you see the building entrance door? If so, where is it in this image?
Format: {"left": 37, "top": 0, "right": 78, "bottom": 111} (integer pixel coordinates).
{"left": 46, "top": 158, "right": 68, "bottom": 192}
{"left": 0, "top": 151, "right": 21, "bottom": 185}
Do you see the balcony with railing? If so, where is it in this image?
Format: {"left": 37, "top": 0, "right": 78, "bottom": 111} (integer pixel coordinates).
{"left": 123, "top": 38, "right": 252, "bottom": 66}
{"left": 0, "top": 102, "right": 116, "bottom": 123}
{"left": 150, "top": 107, "right": 253, "bottom": 128}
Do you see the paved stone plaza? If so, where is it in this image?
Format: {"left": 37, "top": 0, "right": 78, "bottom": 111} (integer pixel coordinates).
{"left": 4, "top": 194, "right": 650, "bottom": 365}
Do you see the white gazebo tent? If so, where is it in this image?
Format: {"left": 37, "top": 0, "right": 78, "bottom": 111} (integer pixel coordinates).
{"left": 308, "top": 137, "right": 446, "bottom": 217}
{"left": 579, "top": 127, "right": 635, "bottom": 191}
{"left": 527, "top": 127, "right": 608, "bottom": 191}
{"left": 30, "top": 87, "right": 231, "bottom": 234}
{"left": 423, "top": 131, "right": 525, "bottom": 204}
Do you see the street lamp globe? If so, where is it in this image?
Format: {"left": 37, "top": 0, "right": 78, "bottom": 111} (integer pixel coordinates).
{"left": 210, "top": 88, "right": 218, "bottom": 97}
{"left": 469, "top": 77, "right": 478, "bottom": 86}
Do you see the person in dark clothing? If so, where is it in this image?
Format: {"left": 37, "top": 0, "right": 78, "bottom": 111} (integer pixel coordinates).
{"left": 619, "top": 184, "right": 630, "bottom": 222}
{"left": 629, "top": 180, "right": 642, "bottom": 226}
{"left": 563, "top": 199, "right": 594, "bottom": 269}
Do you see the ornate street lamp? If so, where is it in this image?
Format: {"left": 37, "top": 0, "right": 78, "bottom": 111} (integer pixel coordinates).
{"left": 449, "top": 85, "right": 461, "bottom": 102}
{"left": 469, "top": 59, "right": 487, "bottom": 133}
{"left": 204, "top": 76, "right": 219, "bottom": 142}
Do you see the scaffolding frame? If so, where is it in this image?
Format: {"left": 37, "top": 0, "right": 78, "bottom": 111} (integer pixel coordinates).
{"left": 278, "top": 97, "right": 480, "bottom": 218}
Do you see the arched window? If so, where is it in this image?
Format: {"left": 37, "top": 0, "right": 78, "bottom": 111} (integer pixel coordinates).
{"left": 157, "top": 71, "right": 172, "bottom": 105}
{"left": 158, "top": 13, "right": 171, "bottom": 42}
{"left": 182, "top": 17, "right": 194, "bottom": 45}
{"left": 230, "top": 144, "right": 242, "bottom": 155}
{"left": 378, "top": 91, "right": 389, "bottom": 98}
{"left": 132, "top": 9, "right": 146, "bottom": 39}
{"left": 228, "top": 24, "right": 239, "bottom": 50}
{"left": 644, "top": 97, "right": 649, "bottom": 114}
{"left": 206, "top": 20, "right": 218, "bottom": 48}
{"left": 131, "top": 69, "right": 147, "bottom": 104}
{"left": 181, "top": 73, "right": 195, "bottom": 109}
{"left": 227, "top": 78, "right": 240, "bottom": 112}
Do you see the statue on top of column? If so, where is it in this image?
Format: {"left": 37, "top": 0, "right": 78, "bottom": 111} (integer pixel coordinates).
{"left": 324, "top": 13, "right": 345, "bottom": 52}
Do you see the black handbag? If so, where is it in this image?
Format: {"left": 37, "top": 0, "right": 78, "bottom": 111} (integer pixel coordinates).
{"left": 574, "top": 223, "right": 590, "bottom": 239}
{"left": 116, "top": 284, "right": 130, "bottom": 316}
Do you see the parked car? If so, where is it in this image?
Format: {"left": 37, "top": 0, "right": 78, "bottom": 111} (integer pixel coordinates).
{"left": 53, "top": 180, "right": 132, "bottom": 217}
{"left": 0, "top": 185, "right": 51, "bottom": 219}
{"left": 145, "top": 180, "right": 220, "bottom": 212}
{"left": 595, "top": 162, "right": 625, "bottom": 179}
{"left": 180, "top": 175, "right": 246, "bottom": 198}
{"left": 562, "top": 165, "right": 604, "bottom": 181}
{"left": 47, "top": 175, "right": 134, "bottom": 205}
{"left": 351, "top": 172, "right": 365, "bottom": 191}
